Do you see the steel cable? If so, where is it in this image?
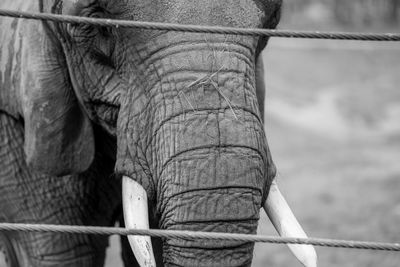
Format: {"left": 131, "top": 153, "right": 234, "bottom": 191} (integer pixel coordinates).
{"left": 0, "top": 9, "right": 399, "bottom": 41}
{"left": 1, "top": 7, "right": 400, "bottom": 255}
{"left": 0, "top": 223, "right": 399, "bottom": 251}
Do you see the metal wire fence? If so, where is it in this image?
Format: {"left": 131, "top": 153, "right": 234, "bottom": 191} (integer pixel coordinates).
{"left": 0, "top": 223, "right": 399, "bottom": 251}
{"left": 0, "top": 8, "right": 399, "bottom": 254}
{"left": 0, "top": 9, "right": 400, "bottom": 41}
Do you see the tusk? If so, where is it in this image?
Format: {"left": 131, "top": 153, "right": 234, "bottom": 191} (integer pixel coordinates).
{"left": 122, "top": 177, "right": 156, "bottom": 267}
{"left": 264, "top": 180, "right": 317, "bottom": 267}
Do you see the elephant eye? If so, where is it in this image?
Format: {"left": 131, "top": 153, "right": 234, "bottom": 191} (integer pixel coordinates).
{"left": 68, "top": 3, "right": 116, "bottom": 66}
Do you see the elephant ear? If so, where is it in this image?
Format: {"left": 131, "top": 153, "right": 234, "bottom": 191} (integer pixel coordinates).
{"left": 23, "top": 18, "right": 94, "bottom": 176}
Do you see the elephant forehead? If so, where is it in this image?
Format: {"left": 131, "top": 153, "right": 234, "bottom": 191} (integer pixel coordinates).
{"left": 105, "top": 0, "right": 269, "bottom": 28}
{"left": 159, "top": 0, "right": 265, "bottom": 27}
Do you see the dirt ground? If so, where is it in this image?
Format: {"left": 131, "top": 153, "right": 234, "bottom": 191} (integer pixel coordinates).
{"left": 252, "top": 38, "right": 400, "bottom": 267}
{"left": 104, "top": 37, "right": 400, "bottom": 266}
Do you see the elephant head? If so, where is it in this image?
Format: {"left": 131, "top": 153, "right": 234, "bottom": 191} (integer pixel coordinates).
{"left": 22, "top": 0, "right": 315, "bottom": 266}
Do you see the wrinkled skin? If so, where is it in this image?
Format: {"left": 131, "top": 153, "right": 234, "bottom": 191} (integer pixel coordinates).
{"left": 0, "top": 0, "right": 281, "bottom": 266}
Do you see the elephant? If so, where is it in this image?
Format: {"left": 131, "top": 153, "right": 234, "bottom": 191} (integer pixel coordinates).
{"left": 0, "top": 0, "right": 315, "bottom": 266}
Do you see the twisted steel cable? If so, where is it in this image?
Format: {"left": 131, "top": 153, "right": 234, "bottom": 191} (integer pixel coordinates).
{"left": 0, "top": 223, "right": 399, "bottom": 251}
{"left": 0, "top": 9, "right": 400, "bottom": 41}
{"left": 1, "top": 7, "right": 400, "bottom": 254}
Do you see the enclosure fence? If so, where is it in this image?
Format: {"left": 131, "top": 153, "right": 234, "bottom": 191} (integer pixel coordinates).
{"left": 0, "top": 223, "right": 399, "bottom": 251}
{"left": 0, "top": 8, "right": 400, "bottom": 253}
{"left": 1, "top": 9, "right": 400, "bottom": 41}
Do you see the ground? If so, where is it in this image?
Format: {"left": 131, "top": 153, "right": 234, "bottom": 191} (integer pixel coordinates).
{"left": 252, "top": 38, "right": 400, "bottom": 267}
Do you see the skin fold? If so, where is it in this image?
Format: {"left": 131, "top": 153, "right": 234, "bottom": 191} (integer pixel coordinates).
{"left": 0, "top": 0, "right": 281, "bottom": 266}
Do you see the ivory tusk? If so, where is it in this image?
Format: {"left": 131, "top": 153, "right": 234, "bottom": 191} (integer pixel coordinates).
{"left": 264, "top": 180, "right": 317, "bottom": 267}
{"left": 122, "top": 176, "right": 156, "bottom": 267}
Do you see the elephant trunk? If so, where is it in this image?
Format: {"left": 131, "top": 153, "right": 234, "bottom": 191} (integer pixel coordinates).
{"left": 116, "top": 33, "right": 274, "bottom": 266}
{"left": 157, "top": 146, "right": 265, "bottom": 266}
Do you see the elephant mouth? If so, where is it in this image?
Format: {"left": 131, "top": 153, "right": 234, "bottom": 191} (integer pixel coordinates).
{"left": 122, "top": 175, "right": 315, "bottom": 267}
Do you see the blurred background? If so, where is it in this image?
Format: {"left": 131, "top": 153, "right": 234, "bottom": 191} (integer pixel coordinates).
{"left": 282, "top": 0, "right": 400, "bottom": 29}
{"left": 254, "top": 1, "right": 400, "bottom": 266}
{"left": 106, "top": 1, "right": 400, "bottom": 266}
